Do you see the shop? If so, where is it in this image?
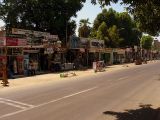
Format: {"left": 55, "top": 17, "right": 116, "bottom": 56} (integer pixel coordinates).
{"left": 0, "top": 32, "right": 26, "bottom": 77}
{"left": 113, "top": 49, "right": 125, "bottom": 64}
{"left": 88, "top": 39, "right": 105, "bottom": 67}
{"left": 7, "top": 47, "right": 24, "bottom": 75}
{"left": 43, "top": 35, "right": 65, "bottom": 72}
{"left": 104, "top": 48, "right": 113, "bottom": 65}
{"left": 23, "top": 47, "right": 42, "bottom": 74}
{"left": 68, "top": 36, "right": 89, "bottom": 69}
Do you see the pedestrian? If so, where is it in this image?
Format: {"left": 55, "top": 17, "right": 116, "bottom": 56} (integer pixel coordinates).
{"left": 1, "top": 63, "right": 9, "bottom": 86}
{"left": 29, "top": 60, "right": 35, "bottom": 75}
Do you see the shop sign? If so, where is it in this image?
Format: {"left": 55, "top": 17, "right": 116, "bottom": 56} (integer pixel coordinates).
{"left": 6, "top": 37, "right": 18, "bottom": 46}
{"left": 17, "top": 39, "right": 27, "bottom": 46}
{"left": 44, "top": 47, "right": 54, "bottom": 54}
{"left": 126, "top": 47, "right": 132, "bottom": 52}
{"left": 5, "top": 37, "right": 27, "bottom": 46}
{"left": 134, "top": 46, "right": 138, "bottom": 52}
{"left": 34, "top": 31, "right": 50, "bottom": 37}
{"left": 45, "top": 35, "right": 59, "bottom": 40}
{"left": 17, "top": 56, "right": 24, "bottom": 61}
{"left": 79, "top": 48, "right": 85, "bottom": 53}
{"left": 90, "top": 39, "right": 104, "bottom": 48}
{"left": 0, "top": 56, "right": 7, "bottom": 65}
{"left": 117, "top": 49, "right": 125, "bottom": 54}
{"left": 12, "top": 28, "right": 50, "bottom": 37}
{"left": 80, "top": 38, "right": 89, "bottom": 48}
{"left": 12, "top": 28, "right": 32, "bottom": 35}
{"left": 105, "top": 48, "right": 113, "bottom": 53}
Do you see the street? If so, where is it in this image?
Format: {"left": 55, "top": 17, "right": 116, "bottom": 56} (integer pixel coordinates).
{"left": 0, "top": 61, "right": 160, "bottom": 120}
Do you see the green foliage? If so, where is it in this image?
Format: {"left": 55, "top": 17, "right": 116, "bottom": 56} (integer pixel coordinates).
{"left": 78, "top": 18, "right": 91, "bottom": 38}
{"left": 91, "top": 0, "right": 160, "bottom": 35}
{"left": 97, "top": 22, "right": 108, "bottom": 40}
{"left": 107, "top": 25, "right": 123, "bottom": 48}
{"left": 91, "top": 8, "right": 141, "bottom": 48}
{"left": 140, "top": 35, "right": 153, "bottom": 50}
{"left": 0, "top": 0, "right": 86, "bottom": 42}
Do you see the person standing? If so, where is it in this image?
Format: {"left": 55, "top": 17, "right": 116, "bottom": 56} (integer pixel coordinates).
{"left": 1, "top": 63, "right": 9, "bottom": 86}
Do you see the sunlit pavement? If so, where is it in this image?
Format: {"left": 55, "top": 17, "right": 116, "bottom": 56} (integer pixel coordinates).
{"left": 0, "top": 60, "right": 160, "bottom": 120}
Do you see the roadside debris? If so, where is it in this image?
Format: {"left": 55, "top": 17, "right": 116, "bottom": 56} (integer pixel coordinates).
{"left": 60, "top": 72, "right": 77, "bottom": 78}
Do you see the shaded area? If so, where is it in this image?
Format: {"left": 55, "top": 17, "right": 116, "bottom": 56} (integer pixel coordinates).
{"left": 103, "top": 104, "right": 160, "bottom": 120}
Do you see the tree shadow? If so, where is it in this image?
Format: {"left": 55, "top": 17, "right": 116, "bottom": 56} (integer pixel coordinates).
{"left": 103, "top": 104, "right": 160, "bottom": 120}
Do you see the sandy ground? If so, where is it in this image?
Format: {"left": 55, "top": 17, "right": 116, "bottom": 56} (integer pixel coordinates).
{"left": 0, "top": 60, "right": 157, "bottom": 91}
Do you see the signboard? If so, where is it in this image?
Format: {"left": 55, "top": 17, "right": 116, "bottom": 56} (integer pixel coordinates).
{"left": 44, "top": 47, "right": 54, "bottom": 54}
{"left": 12, "top": 28, "right": 32, "bottom": 35}
{"left": 6, "top": 37, "right": 27, "bottom": 46}
{"left": 117, "top": 49, "right": 125, "bottom": 54}
{"left": 90, "top": 39, "right": 104, "bottom": 48}
{"left": 134, "top": 46, "right": 138, "bottom": 52}
{"left": 6, "top": 37, "right": 18, "bottom": 46}
{"left": 0, "top": 56, "right": 7, "bottom": 65}
{"left": 45, "top": 35, "right": 59, "bottom": 40}
{"left": 33, "top": 31, "right": 50, "bottom": 37}
{"left": 80, "top": 38, "right": 88, "bottom": 48}
{"left": 17, "top": 39, "right": 27, "bottom": 46}
{"left": 12, "top": 28, "right": 50, "bottom": 37}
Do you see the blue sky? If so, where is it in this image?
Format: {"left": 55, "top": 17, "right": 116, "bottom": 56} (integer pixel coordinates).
{"left": 72, "top": 0, "right": 128, "bottom": 35}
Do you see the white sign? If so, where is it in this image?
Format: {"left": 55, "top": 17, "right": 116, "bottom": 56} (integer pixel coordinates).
{"left": 90, "top": 39, "right": 104, "bottom": 48}
{"left": 134, "top": 46, "right": 138, "bottom": 52}
{"left": 12, "top": 28, "right": 50, "bottom": 37}
{"left": 12, "top": 28, "right": 32, "bottom": 35}
{"left": 45, "top": 48, "right": 54, "bottom": 54}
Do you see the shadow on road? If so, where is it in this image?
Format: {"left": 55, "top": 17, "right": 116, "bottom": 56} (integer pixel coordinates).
{"left": 103, "top": 104, "right": 160, "bottom": 120}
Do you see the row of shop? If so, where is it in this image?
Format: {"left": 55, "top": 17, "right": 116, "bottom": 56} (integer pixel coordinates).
{"left": 0, "top": 28, "right": 159, "bottom": 78}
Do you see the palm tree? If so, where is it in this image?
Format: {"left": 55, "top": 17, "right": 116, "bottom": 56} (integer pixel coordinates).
{"left": 78, "top": 18, "right": 91, "bottom": 38}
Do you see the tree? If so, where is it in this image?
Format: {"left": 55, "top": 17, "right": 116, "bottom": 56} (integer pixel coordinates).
{"left": 117, "top": 12, "right": 141, "bottom": 47}
{"left": 107, "top": 25, "right": 123, "bottom": 48}
{"left": 0, "top": 0, "right": 86, "bottom": 42}
{"left": 91, "top": 0, "right": 160, "bottom": 35}
{"left": 91, "top": 9, "right": 141, "bottom": 48}
{"left": 78, "top": 18, "right": 91, "bottom": 38}
{"left": 140, "top": 35, "right": 153, "bottom": 50}
{"left": 97, "top": 22, "right": 108, "bottom": 40}
{"left": 96, "top": 22, "right": 123, "bottom": 48}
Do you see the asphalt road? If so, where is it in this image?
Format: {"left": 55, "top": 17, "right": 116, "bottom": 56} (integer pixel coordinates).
{"left": 0, "top": 61, "right": 160, "bottom": 120}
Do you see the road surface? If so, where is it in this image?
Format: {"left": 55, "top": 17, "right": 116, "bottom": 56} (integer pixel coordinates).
{"left": 0, "top": 61, "right": 160, "bottom": 120}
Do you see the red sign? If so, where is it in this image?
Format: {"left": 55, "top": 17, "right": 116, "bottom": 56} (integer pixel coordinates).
{"left": 0, "top": 56, "right": 7, "bottom": 64}
{"left": 17, "top": 56, "right": 24, "bottom": 61}
{"left": 17, "top": 39, "right": 27, "bottom": 46}
{"left": 6, "top": 37, "right": 18, "bottom": 46}
{"left": 6, "top": 37, "right": 27, "bottom": 46}
{"left": 0, "top": 56, "right": 7, "bottom": 60}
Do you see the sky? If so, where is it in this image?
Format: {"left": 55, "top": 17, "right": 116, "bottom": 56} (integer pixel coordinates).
{"left": 73, "top": 0, "right": 160, "bottom": 40}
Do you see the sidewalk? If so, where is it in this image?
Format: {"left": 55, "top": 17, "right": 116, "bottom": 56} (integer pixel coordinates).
{"left": 0, "top": 60, "right": 159, "bottom": 90}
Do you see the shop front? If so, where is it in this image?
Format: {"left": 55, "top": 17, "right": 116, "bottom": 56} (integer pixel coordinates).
{"left": 43, "top": 35, "right": 65, "bottom": 72}
{"left": 68, "top": 36, "right": 89, "bottom": 69}
{"left": 88, "top": 39, "right": 105, "bottom": 67}
{"left": 113, "top": 49, "right": 125, "bottom": 64}
{"left": 0, "top": 35, "right": 26, "bottom": 78}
